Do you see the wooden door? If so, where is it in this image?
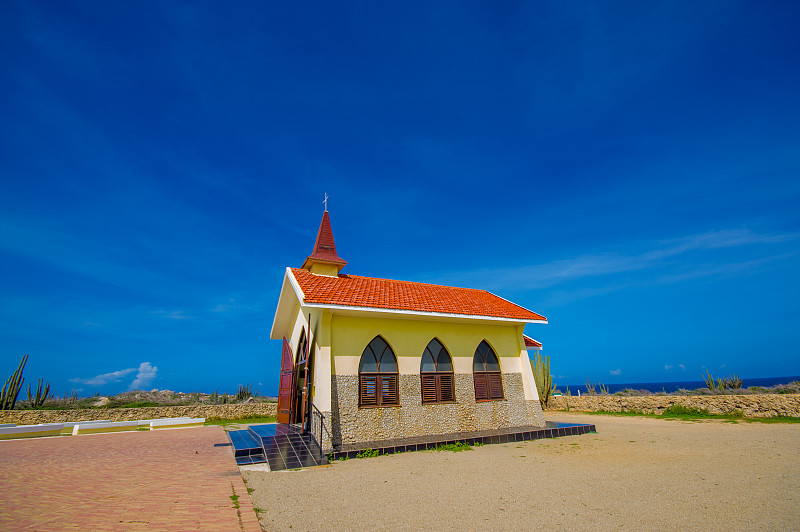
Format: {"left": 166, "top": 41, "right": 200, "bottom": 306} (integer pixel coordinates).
{"left": 277, "top": 338, "right": 294, "bottom": 424}
{"left": 298, "top": 326, "right": 310, "bottom": 426}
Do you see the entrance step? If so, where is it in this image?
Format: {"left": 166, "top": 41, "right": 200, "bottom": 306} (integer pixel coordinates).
{"left": 228, "top": 423, "right": 329, "bottom": 470}
{"left": 228, "top": 429, "right": 265, "bottom": 465}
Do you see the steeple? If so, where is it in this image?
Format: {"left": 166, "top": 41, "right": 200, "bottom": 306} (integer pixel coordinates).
{"left": 301, "top": 211, "right": 347, "bottom": 276}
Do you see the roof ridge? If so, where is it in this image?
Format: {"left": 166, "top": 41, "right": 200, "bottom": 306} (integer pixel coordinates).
{"left": 289, "top": 267, "right": 548, "bottom": 322}
{"left": 319, "top": 269, "right": 493, "bottom": 292}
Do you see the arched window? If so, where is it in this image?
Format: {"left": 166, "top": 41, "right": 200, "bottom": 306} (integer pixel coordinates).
{"left": 421, "top": 338, "right": 455, "bottom": 404}
{"left": 473, "top": 340, "right": 503, "bottom": 401}
{"left": 359, "top": 336, "right": 399, "bottom": 407}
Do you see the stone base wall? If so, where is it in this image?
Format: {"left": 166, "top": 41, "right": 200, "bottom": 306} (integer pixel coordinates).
{"left": 311, "top": 409, "right": 334, "bottom": 453}
{"left": 330, "top": 373, "right": 545, "bottom": 446}
{"left": 547, "top": 394, "right": 800, "bottom": 417}
{"left": 0, "top": 402, "right": 277, "bottom": 425}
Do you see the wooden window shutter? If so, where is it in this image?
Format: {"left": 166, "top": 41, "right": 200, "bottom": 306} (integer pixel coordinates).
{"left": 439, "top": 374, "right": 455, "bottom": 402}
{"left": 474, "top": 373, "right": 488, "bottom": 401}
{"left": 360, "top": 375, "right": 377, "bottom": 406}
{"left": 381, "top": 374, "right": 398, "bottom": 405}
{"left": 488, "top": 372, "right": 504, "bottom": 399}
{"left": 421, "top": 374, "right": 437, "bottom": 403}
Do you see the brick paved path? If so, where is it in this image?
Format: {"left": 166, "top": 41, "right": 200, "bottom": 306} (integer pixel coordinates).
{"left": 0, "top": 426, "right": 262, "bottom": 531}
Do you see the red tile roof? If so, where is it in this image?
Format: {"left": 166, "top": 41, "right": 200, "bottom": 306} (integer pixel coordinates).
{"left": 302, "top": 212, "right": 347, "bottom": 268}
{"left": 523, "top": 335, "right": 542, "bottom": 348}
{"left": 290, "top": 267, "right": 547, "bottom": 322}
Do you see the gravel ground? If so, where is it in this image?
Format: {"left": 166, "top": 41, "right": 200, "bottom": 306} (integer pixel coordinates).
{"left": 243, "top": 413, "right": 799, "bottom": 531}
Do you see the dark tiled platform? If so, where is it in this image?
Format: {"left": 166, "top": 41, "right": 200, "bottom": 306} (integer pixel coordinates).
{"left": 228, "top": 423, "right": 329, "bottom": 470}
{"left": 230, "top": 421, "right": 595, "bottom": 469}
{"left": 329, "top": 421, "right": 596, "bottom": 460}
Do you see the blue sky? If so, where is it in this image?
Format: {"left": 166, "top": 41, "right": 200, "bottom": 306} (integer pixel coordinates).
{"left": 1, "top": 1, "right": 798, "bottom": 396}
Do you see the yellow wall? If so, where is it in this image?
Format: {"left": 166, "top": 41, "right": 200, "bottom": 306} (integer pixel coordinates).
{"left": 308, "top": 262, "right": 340, "bottom": 277}
{"left": 331, "top": 314, "right": 523, "bottom": 374}
{"left": 276, "top": 302, "right": 542, "bottom": 409}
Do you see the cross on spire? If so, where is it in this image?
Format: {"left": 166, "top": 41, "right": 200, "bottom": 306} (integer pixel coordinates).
{"left": 323, "top": 193, "right": 329, "bottom": 212}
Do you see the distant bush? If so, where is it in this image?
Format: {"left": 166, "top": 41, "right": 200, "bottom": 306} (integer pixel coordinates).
{"left": 662, "top": 404, "right": 708, "bottom": 417}
{"left": 613, "top": 388, "right": 651, "bottom": 396}
{"left": 109, "top": 401, "right": 161, "bottom": 409}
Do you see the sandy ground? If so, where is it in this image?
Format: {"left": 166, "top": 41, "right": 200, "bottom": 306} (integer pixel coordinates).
{"left": 243, "top": 413, "right": 799, "bottom": 531}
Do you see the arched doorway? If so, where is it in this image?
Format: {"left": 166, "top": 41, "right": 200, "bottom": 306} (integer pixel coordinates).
{"left": 291, "top": 329, "right": 311, "bottom": 425}
{"left": 277, "top": 324, "right": 315, "bottom": 426}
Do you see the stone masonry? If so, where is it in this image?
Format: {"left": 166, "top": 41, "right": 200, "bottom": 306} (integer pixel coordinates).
{"left": 0, "top": 402, "right": 278, "bottom": 426}
{"left": 329, "top": 373, "right": 545, "bottom": 447}
{"left": 547, "top": 393, "right": 800, "bottom": 417}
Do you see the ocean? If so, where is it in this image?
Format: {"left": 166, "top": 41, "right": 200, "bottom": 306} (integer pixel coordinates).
{"left": 560, "top": 375, "right": 800, "bottom": 394}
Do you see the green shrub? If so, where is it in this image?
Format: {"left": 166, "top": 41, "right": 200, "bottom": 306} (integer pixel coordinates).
{"left": 356, "top": 449, "right": 379, "bottom": 459}
{"left": 433, "top": 442, "right": 472, "bottom": 452}
{"left": 662, "top": 404, "right": 708, "bottom": 417}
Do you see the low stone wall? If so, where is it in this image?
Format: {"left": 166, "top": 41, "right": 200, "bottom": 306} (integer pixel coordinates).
{"left": 0, "top": 402, "right": 277, "bottom": 426}
{"left": 330, "top": 373, "right": 545, "bottom": 447}
{"left": 547, "top": 394, "right": 800, "bottom": 417}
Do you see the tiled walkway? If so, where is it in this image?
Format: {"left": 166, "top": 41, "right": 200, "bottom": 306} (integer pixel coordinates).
{"left": 0, "top": 426, "right": 262, "bottom": 531}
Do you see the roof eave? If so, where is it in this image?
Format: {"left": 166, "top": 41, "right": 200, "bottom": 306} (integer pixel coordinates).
{"left": 487, "top": 291, "right": 548, "bottom": 323}
{"left": 269, "top": 268, "right": 305, "bottom": 340}
{"left": 300, "top": 256, "right": 348, "bottom": 270}
{"left": 300, "top": 301, "right": 548, "bottom": 324}
{"left": 523, "top": 334, "right": 543, "bottom": 349}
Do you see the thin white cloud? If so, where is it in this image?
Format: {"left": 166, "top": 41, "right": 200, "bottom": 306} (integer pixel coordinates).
{"left": 70, "top": 367, "right": 136, "bottom": 386}
{"left": 209, "top": 296, "right": 263, "bottom": 314}
{"left": 128, "top": 362, "right": 158, "bottom": 391}
{"left": 678, "top": 364, "right": 686, "bottom": 371}
{"left": 609, "top": 368, "right": 622, "bottom": 376}
{"left": 664, "top": 364, "right": 674, "bottom": 370}
{"left": 537, "top": 251, "right": 798, "bottom": 308}
{"left": 432, "top": 229, "right": 799, "bottom": 292}
{"left": 152, "top": 310, "right": 188, "bottom": 320}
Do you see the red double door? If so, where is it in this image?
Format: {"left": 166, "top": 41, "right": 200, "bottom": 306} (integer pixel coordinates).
{"left": 276, "top": 334, "right": 310, "bottom": 425}
{"left": 277, "top": 338, "right": 295, "bottom": 424}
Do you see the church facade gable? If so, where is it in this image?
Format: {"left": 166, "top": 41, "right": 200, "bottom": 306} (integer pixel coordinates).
{"left": 270, "top": 210, "right": 547, "bottom": 451}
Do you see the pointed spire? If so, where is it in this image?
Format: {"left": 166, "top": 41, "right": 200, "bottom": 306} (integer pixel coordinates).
{"left": 301, "top": 211, "right": 347, "bottom": 275}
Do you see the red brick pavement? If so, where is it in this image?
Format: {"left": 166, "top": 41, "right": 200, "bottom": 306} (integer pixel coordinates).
{"left": 0, "top": 426, "right": 262, "bottom": 531}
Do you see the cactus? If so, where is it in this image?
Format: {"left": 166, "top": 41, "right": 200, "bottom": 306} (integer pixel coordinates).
{"left": 703, "top": 369, "right": 717, "bottom": 390}
{"left": 27, "top": 378, "right": 51, "bottom": 408}
{"left": 1, "top": 355, "right": 27, "bottom": 410}
{"left": 236, "top": 383, "right": 252, "bottom": 401}
{"left": 531, "top": 351, "right": 555, "bottom": 409}
{"left": 704, "top": 370, "right": 743, "bottom": 391}
{"left": 728, "top": 374, "right": 743, "bottom": 389}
